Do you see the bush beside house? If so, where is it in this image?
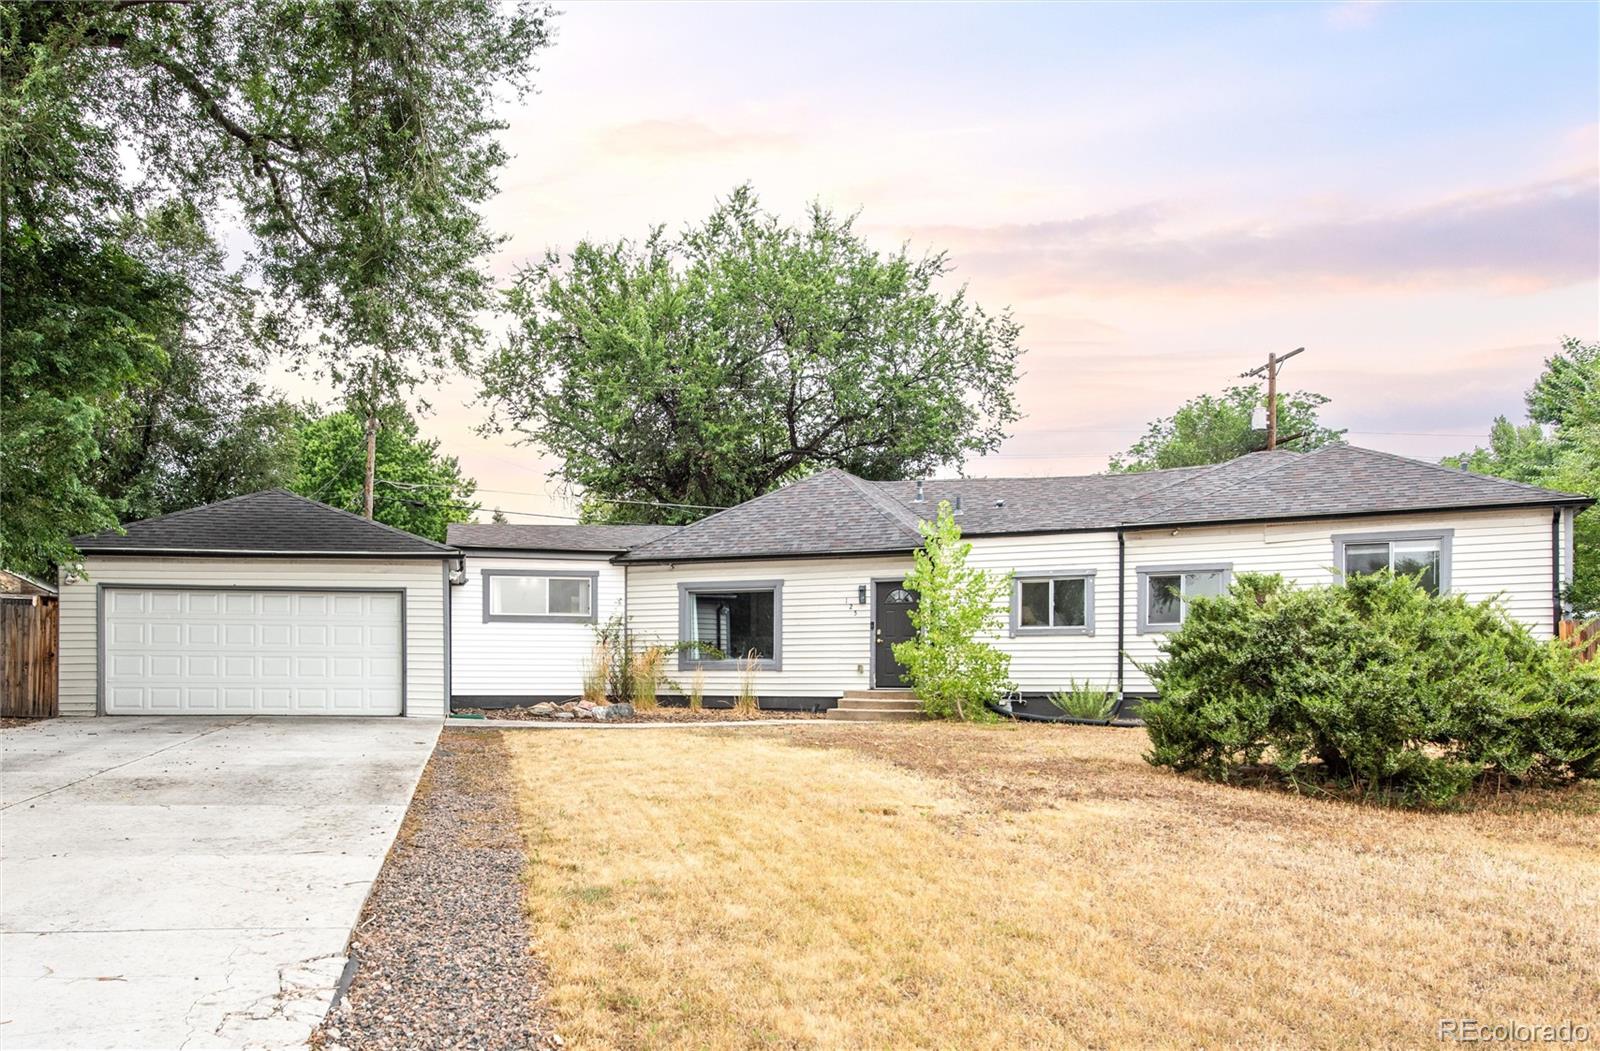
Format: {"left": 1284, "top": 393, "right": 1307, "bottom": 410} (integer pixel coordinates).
{"left": 1142, "top": 572, "right": 1600, "bottom": 807}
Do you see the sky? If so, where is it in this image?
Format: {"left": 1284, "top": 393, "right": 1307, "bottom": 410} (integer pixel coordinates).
{"left": 277, "top": 0, "right": 1600, "bottom": 522}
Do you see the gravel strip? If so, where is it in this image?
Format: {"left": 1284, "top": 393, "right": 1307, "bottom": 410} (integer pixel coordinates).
{"left": 457, "top": 705, "right": 824, "bottom": 723}
{"left": 313, "top": 730, "right": 558, "bottom": 1050}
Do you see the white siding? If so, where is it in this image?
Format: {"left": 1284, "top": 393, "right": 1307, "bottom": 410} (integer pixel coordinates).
{"left": 625, "top": 556, "right": 913, "bottom": 699}
{"left": 450, "top": 555, "right": 625, "bottom": 700}
{"left": 968, "top": 532, "right": 1123, "bottom": 694}
{"left": 1119, "top": 506, "right": 1558, "bottom": 691}
{"left": 619, "top": 507, "right": 1559, "bottom": 702}
{"left": 58, "top": 557, "right": 449, "bottom": 718}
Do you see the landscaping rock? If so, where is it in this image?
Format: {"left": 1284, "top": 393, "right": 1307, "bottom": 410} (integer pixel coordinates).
{"left": 575, "top": 707, "right": 595, "bottom": 719}
{"left": 530, "top": 702, "right": 557, "bottom": 716}
{"left": 552, "top": 711, "right": 575, "bottom": 720}
{"left": 607, "top": 703, "right": 635, "bottom": 719}
{"left": 309, "top": 731, "right": 559, "bottom": 1050}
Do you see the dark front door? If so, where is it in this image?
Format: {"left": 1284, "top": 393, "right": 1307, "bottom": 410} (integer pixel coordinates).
{"left": 873, "top": 580, "right": 919, "bottom": 688}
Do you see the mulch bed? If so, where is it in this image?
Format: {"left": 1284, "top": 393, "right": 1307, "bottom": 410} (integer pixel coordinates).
{"left": 457, "top": 705, "right": 825, "bottom": 723}
{"left": 312, "top": 730, "right": 559, "bottom": 1050}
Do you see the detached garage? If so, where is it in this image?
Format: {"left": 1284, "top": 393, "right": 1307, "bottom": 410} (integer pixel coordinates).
{"left": 59, "top": 490, "right": 458, "bottom": 718}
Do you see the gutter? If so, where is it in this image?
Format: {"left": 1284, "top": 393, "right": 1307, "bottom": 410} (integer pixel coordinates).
{"left": 1116, "top": 527, "right": 1126, "bottom": 702}
{"left": 611, "top": 500, "right": 1595, "bottom": 566}
{"left": 1552, "top": 508, "right": 1563, "bottom": 631}
{"left": 72, "top": 547, "right": 460, "bottom": 559}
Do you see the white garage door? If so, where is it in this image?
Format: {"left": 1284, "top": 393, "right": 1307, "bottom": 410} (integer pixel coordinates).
{"left": 103, "top": 588, "right": 403, "bottom": 715}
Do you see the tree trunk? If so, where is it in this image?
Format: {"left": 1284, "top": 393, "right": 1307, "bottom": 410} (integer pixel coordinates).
{"left": 363, "top": 412, "right": 378, "bottom": 519}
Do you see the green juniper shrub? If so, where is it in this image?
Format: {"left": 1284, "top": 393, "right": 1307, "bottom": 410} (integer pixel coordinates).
{"left": 1141, "top": 571, "right": 1600, "bottom": 807}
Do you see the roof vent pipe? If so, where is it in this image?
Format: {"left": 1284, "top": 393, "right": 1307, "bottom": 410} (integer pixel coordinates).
{"left": 952, "top": 495, "right": 963, "bottom": 515}
{"left": 914, "top": 480, "right": 925, "bottom": 503}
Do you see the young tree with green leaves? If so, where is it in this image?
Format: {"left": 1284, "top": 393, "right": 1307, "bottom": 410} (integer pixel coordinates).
{"left": 291, "top": 405, "right": 477, "bottom": 542}
{"left": 1109, "top": 384, "right": 1345, "bottom": 473}
{"left": 1446, "top": 337, "right": 1600, "bottom": 614}
{"left": 892, "top": 503, "right": 1013, "bottom": 721}
{"left": 480, "top": 185, "right": 1024, "bottom": 522}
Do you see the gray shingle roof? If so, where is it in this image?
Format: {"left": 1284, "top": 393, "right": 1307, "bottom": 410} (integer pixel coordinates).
{"left": 617, "top": 469, "right": 925, "bottom": 563}
{"left": 72, "top": 489, "right": 457, "bottom": 558}
{"left": 447, "top": 522, "right": 681, "bottom": 554}
{"left": 1120, "top": 443, "right": 1589, "bottom": 527}
{"left": 617, "top": 445, "right": 1589, "bottom": 563}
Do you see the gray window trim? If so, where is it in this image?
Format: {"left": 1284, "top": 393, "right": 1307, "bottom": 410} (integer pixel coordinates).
{"left": 1135, "top": 563, "right": 1233, "bottom": 634}
{"left": 677, "top": 579, "right": 783, "bottom": 671}
{"left": 481, "top": 568, "right": 599, "bottom": 623}
{"left": 1009, "top": 568, "right": 1096, "bottom": 637}
{"left": 1331, "top": 528, "right": 1453, "bottom": 591}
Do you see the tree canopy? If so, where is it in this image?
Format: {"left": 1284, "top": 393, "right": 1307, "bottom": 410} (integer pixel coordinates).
{"left": 479, "top": 186, "right": 1024, "bottom": 523}
{"left": 1, "top": 0, "right": 548, "bottom": 573}
{"left": 1109, "top": 383, "right": 1345, "bottom": 473}
{"left": 1446, "top": 337, "right": 1600, "bottom": 614}
{"left": 291, "top": 405, "right": 477, "bottom": 542}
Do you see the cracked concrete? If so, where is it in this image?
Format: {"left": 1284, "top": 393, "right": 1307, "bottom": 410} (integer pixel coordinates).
{"left": 1, "top": 716, "right": 438, "bottom": 1049}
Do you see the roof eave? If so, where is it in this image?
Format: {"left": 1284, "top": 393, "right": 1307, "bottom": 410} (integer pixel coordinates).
{"left": 1123, "top": 496, "right": 1596, "bottom": 533}
{"left": 73, "top": 546, "right": 461, "bottom": 559}
{"left": 453, "top": 544, "right": 627, "bottom": 557}
{"left": 615, "top": 544, "right": 920, "bottom": 566}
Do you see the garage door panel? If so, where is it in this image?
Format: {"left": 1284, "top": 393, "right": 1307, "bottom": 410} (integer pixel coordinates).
{"left": 104, "top": 588, "right": 403, "bottom": 716}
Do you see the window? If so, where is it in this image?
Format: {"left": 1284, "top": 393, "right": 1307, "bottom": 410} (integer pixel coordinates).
{"left": 1011, "top": 572, "right": 1094, "bottom": 635}
{"left": 482, "top": 570, "right": 597, "bottom": 622}
{"left": 1137, "top": 564, "right": 1231, "bottom": 633}
{"left": 1333, "top": 530, "right": 1452, "bottom": 596}
{"left": 678, "top": 580, "right": 782, "bottom": 670}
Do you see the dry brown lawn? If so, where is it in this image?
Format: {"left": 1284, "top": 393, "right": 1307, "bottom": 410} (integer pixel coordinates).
{"left": 505, "top": 723, "right": 1599, "bottom": 1049}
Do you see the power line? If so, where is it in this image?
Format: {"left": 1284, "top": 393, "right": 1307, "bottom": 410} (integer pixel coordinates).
{"left": 1239, "top": 346, "right": 1306, "bottom": 450}
{"left": 374, "top": 477, "right": 728, "bottom": 511}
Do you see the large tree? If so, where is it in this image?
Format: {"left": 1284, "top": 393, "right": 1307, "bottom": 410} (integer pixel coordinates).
{"left": 91, "top": 204, "right": 301, "bottom": 523}
{"left": 1, "top": 0, "right": 549, "bottom": 571}
{"left": 1446, "top": 337, "right": 1600, "bottom": 614}
{"left": 479, "top": 186, "right": 1024, "bottom": 523}
{"left": 1109, "top": 384, "right": 1345, "bottom": 473}
{"left": 291, "top": 404, "right": 477, "bottom": 543}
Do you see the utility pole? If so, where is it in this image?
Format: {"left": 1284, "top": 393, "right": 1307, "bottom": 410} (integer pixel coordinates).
{"left": 1240, "top": 346, "right": 1305, "bottom": 450}
{"left": 363, "top": 413, "right": 378, "bottom": 519}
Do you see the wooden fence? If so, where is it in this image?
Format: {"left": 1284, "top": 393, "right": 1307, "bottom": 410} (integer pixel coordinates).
{"left": 1, "top": 597, "right": 58, "bottom": 718}
{"left": 1559, "top": 618, "right": 1600, "bottom": 663}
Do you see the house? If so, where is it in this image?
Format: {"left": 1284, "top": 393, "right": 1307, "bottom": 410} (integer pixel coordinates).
{"left": 59, "top": 490, "right": 459, "bottom": 717}
{"left": 449, "top": 444, "right": 1590, "bottom": 717}
{"left": 1, "top": 569, "right": 58, "bottom": 599}
{"left": 447, "top": 522, "right": 680, "bottom": 702}
{"left": 52, "top": 445, "right": 1590, "bottom": 721}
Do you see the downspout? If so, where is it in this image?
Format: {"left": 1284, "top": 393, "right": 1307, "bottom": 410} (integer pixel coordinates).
{"left": 1552, "top": 508, "right": 1563, "bottom": 635}
{"left": 444, "top": 557, "right": 462, "bottom": 714}
{"left": 1116, "top": 527, "right": 1126, "bottom": 702}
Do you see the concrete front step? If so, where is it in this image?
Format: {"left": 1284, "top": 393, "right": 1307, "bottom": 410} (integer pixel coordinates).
{"left": 824, "top": 707, "right": 924, "bottom": 722}
{"left": 841, "top": 689, "right": 916, "bottom": 700}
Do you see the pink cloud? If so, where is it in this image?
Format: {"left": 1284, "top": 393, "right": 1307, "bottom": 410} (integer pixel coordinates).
{"left": 587, "top": 118, "right": 796, "bottom": 159}
{"left": 905, "top": 171, "right": 1600, "bottom": 298}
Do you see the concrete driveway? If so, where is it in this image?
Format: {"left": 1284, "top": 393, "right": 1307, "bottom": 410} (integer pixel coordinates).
{"left": 1, "top": 717, "right": 439, "bottom": 1050}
